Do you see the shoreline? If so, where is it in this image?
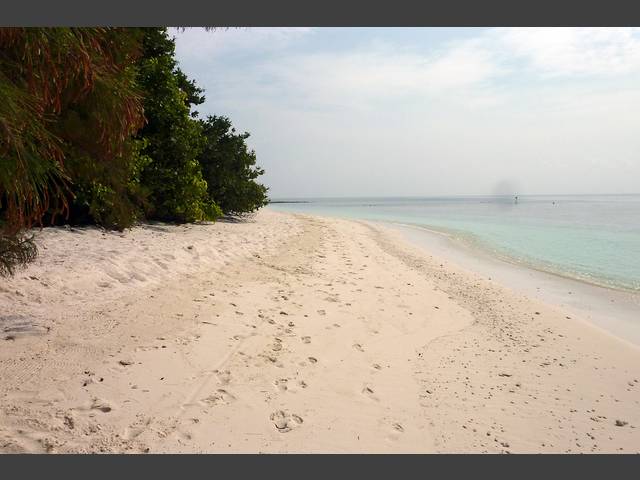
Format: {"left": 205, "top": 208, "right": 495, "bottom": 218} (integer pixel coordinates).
{"left": 392, "top": 221, "right": 639, "bottom": 295}
{"left": 382, "top": 221, "right": 640, "bottom": 347}
{"left": 274, "top": 195, "right": 640, "bottom": 296}
{"left": 1, "top": 210, "right": 638, "bottom": 453}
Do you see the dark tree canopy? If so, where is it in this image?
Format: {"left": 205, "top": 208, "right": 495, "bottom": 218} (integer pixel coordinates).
{"left": 199, "top": 116, "right": 269, "bottom": 216}
{"left": 136, "top": 28, "right": 220, "bottom": 223}
{"left": 0, "top": 27, "right": 145, "bottom": 233}
{"left": 0, "top": 27, "right": 145, "bottom": 273}
{"left": 0, "top": 27, "right": 269, "bottom": 277}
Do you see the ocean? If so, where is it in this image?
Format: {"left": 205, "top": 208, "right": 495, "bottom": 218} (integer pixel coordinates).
{"left": 268, "top": 195, "right": 640, "bottom": 293}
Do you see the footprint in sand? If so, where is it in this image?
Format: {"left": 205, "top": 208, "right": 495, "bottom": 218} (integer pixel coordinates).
{"left": 274, "top": 378, "right": 288, "bottom": 392}
{"left": 372, "top": 363, "right": 382, "bottom": 370}
{"left": 123, "top": 426, "right": 145, "bottom": 441}
{"left": 386, "top": 422, "right": 405, "bottom": 441}
{"left": 317, "top": 310, "right": 326, "bottom": 316}
{"left": 301, "top": 336, "right": 311, "bottom": 344}
{"left": 91, "top": 398, "right": 113, "bottom": 413}
{"left": 201, "top": 389, "right": 236, "bottom": 406}
{"left": 307, "top": 356, "right": 318, "bottom": 364}
{"left": 215, "top": 370, "right": 232, "bottom": 385}
{"left": 122, "top": 417, "right": 152, "bottom": 441}
{"left": 270, "top": 410, "right": 303, "bottom": 433}
{"left": 361, "top": 385, "right": 378, "bottom": 401}
{"left": 353, "top": 343, "right": 365, "bottom": 352}
{"left": 262, "top": 354, "right": 278, "bottom": 364}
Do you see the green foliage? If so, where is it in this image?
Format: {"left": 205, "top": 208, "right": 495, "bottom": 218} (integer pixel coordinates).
{"left": 1, "top": 27, "right": 270, "bottom": 276}
{"left": 57, "top": 29, "right": 148, "bottom": 230}
{"left": 0, "top": 232, "right": 37, "bottom": 277}
{"left": 0, "top": 28, "right": 145, "bottom": 230}
{"left": 0, "top": 27, "right": 145, "bottom": 274}
{"left": 199, "top": 116, "right": 269, "bottom": 216}
{"left": 65, "top": 138, "right": 151, "bottom": 229}
{"left": 136, "top": 28, "right": 219, "bottom": 223}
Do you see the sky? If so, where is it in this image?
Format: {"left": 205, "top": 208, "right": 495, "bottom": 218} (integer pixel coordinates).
{"left": 173, "top": 27, "right": 640, "bottom": 198}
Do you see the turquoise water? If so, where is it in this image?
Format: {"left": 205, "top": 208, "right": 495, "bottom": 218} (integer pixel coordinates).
{"left": 269, "top": 195, "right": 640, "bottom": 292}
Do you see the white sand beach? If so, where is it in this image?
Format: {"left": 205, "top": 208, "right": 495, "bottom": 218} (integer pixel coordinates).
{"left": 0, "top": 209, "right": 638, "bottom": 453}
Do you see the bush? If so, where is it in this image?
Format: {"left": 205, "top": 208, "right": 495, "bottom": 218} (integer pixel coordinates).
{"left": 136, "top": 28, "right": 220, "bottom": 223}
{"left": 1, "top": 27, "right": 270, "bottom": 276}
{"left": 0, "top": 28, "right": 145, "bottom": 274}
{"left": 199, "top": 116, "right": 269, "bottom": 216}
{"left": 0, "top": 232, "right": 37, "bottom": 277}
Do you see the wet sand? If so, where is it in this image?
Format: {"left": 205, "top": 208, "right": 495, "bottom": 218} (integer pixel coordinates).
{"left": 390, "top": 222, "right": 640, "bottom": 346}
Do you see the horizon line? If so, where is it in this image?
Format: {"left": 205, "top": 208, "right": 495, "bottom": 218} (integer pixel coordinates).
{"left": 268, "top": 192, "right": 640, "bottom": 201}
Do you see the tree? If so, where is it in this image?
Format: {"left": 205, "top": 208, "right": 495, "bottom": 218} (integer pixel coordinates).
{"left": 1, "top": 27, "right": 270, "bottom": 277}
{"left": 0, "top": 27, "right": 145, "bottom": 275}
{"left": 198, "top": 116, "right": 269, "bottom": 216}
{"left": 136, "top": 28, "right": 220, "bottom": 223}
{"left": 55, "top": 29, "right": 148, "bottom": 229}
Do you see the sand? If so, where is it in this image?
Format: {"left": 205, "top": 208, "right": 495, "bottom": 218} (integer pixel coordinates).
{"left": 0, "top": 209, "right": 638, "bottom": 453}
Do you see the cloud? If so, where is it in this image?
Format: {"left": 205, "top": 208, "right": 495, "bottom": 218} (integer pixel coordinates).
{"left": 192, "top": 40, "right": 508, "bottom": 114}
{"left": 491, "top": 27, "right": 640, "bottom": 77}
{"left": 173, "top": 28, "right": 640, "bottom": 197}
{"left": 279, "top": 43, "right": 500, "bottom": 97}
{"left": 176, "top": 28, "right": 640, "bottom": 107}
{"left": 172, "top": 27, "right": 314, "bottom": 62}
{"left": 180, "top": 27, "right": 640, "bottom": 115}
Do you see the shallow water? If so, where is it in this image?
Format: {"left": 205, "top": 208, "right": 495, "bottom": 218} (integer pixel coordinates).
{"left": 269, "top": 195, "right": 640, "bottom": 293}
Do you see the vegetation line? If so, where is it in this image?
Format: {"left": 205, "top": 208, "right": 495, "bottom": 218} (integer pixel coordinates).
{"left": 0, "top": 28, "right": 269, "bottom": 276}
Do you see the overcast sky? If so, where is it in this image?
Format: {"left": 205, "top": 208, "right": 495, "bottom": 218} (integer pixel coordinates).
{"left": 173, "top": 27, "right": 640, "bottom": 198}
